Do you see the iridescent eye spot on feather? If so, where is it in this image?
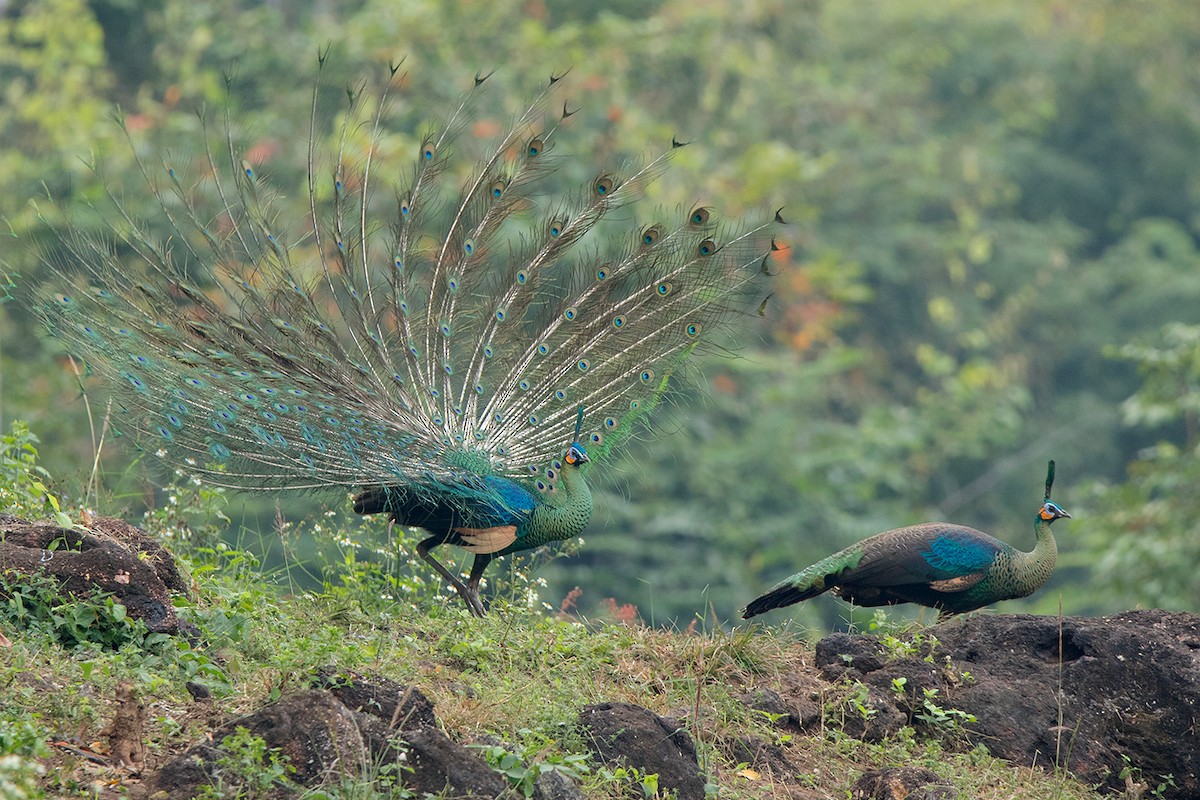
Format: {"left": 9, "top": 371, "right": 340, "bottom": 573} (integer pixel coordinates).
{"left": 545, "top": 468, "right": 557, "bottom": 480}
{"left": 409, "top": 345, "right": 420, "bottom": 358}
{"left": 210, "top": 442, "right": 230, "bottom": 461}
{"left": 166, "top": 414, "right": 183, "bottom": 429}
{"left": 490, "top": 179, "right": 506, "bottom": 198}
{"left": 697, "top": 239, "right": 716, "bottom": 257}
{"left": 483, "top": 346, "right": 494, "bottom": 358}
{"left": 577, "top": 359, "right": 590, "bottom": 371}
{"left": 463, "top": 239, "right": 475, "bottom": 255}
{"left": 657, "top": 282, "right": 673, "bottom": 297}
{"left": 538, "top": 343, "right": 550, "bottom": 355}
{"left": 443, "top": 364, "right": 454, "bottom": 376}
{"left": 689, "top": 206, "right": 711, "bottom": 227}
{"left": 553, "top": 459, "right": 563, "bottom": 470}
{"left": 422, "top": 142, "right": 436, "bottom": 161}
{"left": 440, "top": 323, "right": 452, "bottom": 337}
{"left": 596, "top": 264, "right": 610, "bottom": 281}
{"left": 400, "top": 195, "right": 412, "bottom": 216}
{"left": 518, "top": 379, "right": 531, "bottom": 391}
{"left": 495, "top": 308, "right": 506, "bottom": 321}
{"left": 548, "top": 217, "right": 567, "bottom": 238}
{"left": 474, "top": 384, "right": 485, "bottom": 395}
{"left": 686, "top": 323, "right": 702, "bottom": 337}
{"left": 555, "top": 389, "right": 566, "bottom": 400}
{"left": 604, "top": 417, "right": 617, "bottom": 429}
{"left": 211, "top": 420, "right": 227, "bottom": 434}
{"left": 564, "top": 307, "right": 577, "bottom": 321}
{"left": 526, "top": 137, "right": 544, "bottom": 158}
{"left": 594, "top": 175, "right": 615, "bottom": 195}
{"left": 640, "top": 369, "right": 656, "bottom": 383}
{"left": 447, "top": 277, "right": 460, "bottom": 293}
{"left": 536, "top": 480, "right": 548, "bottom": 492}
{"left": 641, "top": 226, "right": 661, "bottom": 247}
{"left": 516, "top": 271, "right": 528, "bottom": 285}
{"left": 629, "top": 399, "right": 641, "bottom": 410}
{"left": 54, "top": 293, "right": 73, "bottom": 306}
{"left": 528, "top": 414, "right": 540, "bottom": 426}
{"left": 612, "top": 315, "right": 625, "bottom": 329}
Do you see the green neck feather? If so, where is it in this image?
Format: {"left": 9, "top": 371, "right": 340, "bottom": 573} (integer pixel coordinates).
{"left": 1004, "top": 516, "right": 1058, "bottom": 597}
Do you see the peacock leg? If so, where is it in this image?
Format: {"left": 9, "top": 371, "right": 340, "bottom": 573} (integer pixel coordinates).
{"left": 416, "top": 535, "right": 487, "bottom": 617}
{"left": 465, "top": 554, "right": 494, "bottom": 616}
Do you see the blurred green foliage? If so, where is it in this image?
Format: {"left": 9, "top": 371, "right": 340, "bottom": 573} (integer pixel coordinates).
{"left": 1, "top": 0, "right": 1198, "bottom": 628}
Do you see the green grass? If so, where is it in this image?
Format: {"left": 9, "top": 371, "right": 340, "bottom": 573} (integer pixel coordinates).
{"left": 0, "top": 426, "right": 1105, "bottom": 799}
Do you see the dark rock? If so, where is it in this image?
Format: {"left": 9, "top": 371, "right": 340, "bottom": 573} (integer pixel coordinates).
{"left": 813, "top": 611, "right": 1200, "bottom": 798}
{"left": 0, "top": 513, "right": 187, "bottom": 634}
{"left": 737, "top": 687, "right": 806, "bottom": 730}
{"left": 532, "top": 768, "right": 585, "bottom": 800}
{"left": 314, "top": 667, "right": 437, "bottom": 730}
{"left": 140, "top": 690, "right": 366, "bottom": 799}
{"left": 851, "top": 767, "right": 957, "bottom": 799}
{"left": 142, "top": 676, "right": 512, "bottom": 800}
{"left": 580, "top": 701, "right": 707, "bottom": 800}
{"left": 185, "top": 681, "right": 211, "bottom": 701}
{"left": 831, "top": 687, "right": 908, "bottom": 743}
{"left": 400, "top": 725, "right": 508, "bottom": 799}
{"left": 816, "top": 632, "right": 887, "bottom": 679}
{"left": 720, "top": 734, "right": 798, "bottom": 779}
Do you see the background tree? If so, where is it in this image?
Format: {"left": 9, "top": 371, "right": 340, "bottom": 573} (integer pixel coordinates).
{"left": 2, "top": 0, "right": 1198, "bottom": 626}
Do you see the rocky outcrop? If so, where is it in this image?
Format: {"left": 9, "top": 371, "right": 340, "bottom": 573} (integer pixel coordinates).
{"left": 0, "top": 513, "right": 188, "bottom": 635}
{"left": 580, "top": 701, "right": 707, "bottom": 800}
{"left": 809, "top": 611, "right": 1200, "bottom": 798}
{"left": 138, "top": 670, "right": 703, "bottom": 799}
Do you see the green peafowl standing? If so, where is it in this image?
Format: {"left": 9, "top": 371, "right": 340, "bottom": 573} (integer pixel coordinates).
{"left": 37, "top": 59, "right": 779, "bottom": 616}
{"left": 743, "top": 461, "right": 1070, "bottom": 620}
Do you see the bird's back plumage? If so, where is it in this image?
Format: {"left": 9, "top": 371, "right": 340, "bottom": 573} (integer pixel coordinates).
{"left": 743, "top": 464, "right": 1070, "bottom": 620}
{"left": 38, "top": 59, "right": 778, "bottom": 614}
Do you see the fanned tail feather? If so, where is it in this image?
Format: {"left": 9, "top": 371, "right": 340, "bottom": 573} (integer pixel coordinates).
{"left": 38, "top": 57, "right": 778, "bottom": 517}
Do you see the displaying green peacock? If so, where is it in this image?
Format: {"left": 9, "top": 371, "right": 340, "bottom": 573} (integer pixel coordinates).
{"left": 38, "top": 59, "right": 780, "bottom": 616}
{"left": 743, "top": 461, "right": 1070, "bottom": 620}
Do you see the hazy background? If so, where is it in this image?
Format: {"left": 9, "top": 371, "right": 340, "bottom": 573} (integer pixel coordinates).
{"left": 2, "top": 0, "right": 1198, "bottom": 629}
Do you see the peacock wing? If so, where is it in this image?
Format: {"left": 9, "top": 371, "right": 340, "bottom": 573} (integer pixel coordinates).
{"left": 838, "top": 523, "right": 1000, "bottom": 588}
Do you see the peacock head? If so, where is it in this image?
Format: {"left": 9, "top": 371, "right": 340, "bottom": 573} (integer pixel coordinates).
{"left": 564, "top": 441, "right": 589, "bottom": 467}
{"left": 1037, "top": 501, "right": 1071, "bottom": 523}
